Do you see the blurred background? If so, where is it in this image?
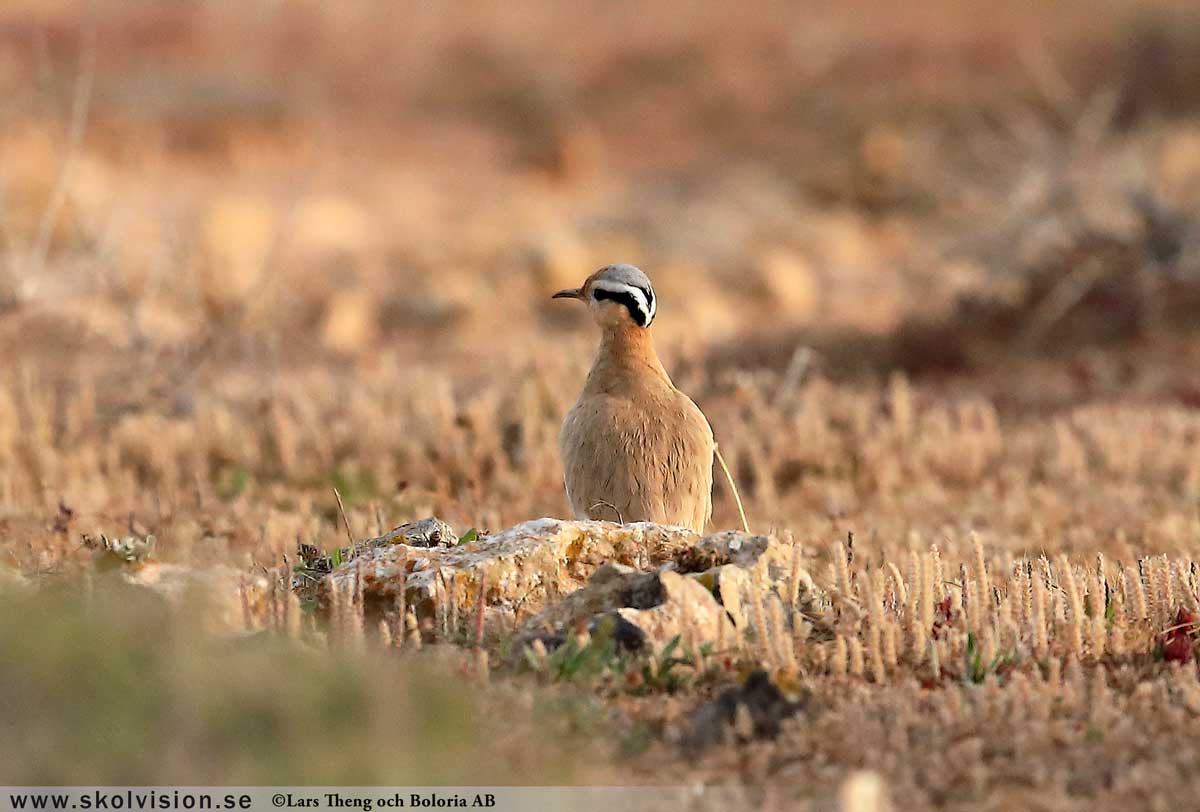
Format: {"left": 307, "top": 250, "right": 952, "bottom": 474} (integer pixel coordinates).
{"left": 1, "top": 0, "right": 1199, "bottom": 549}
{"left": 3, "top": 0, "right": 1196, "bottom": 354}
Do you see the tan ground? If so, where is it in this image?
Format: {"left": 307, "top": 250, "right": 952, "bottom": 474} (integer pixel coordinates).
{"left": 2, "top": 2, "right": 1200, "bottom": 808}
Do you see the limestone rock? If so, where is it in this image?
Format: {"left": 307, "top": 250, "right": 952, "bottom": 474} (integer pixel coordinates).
{"left": 517, "top": 529, "right": 815, "bottom": 655}
{"left": 298, "top": 517, "right": 457, "bottom": 581}
{"left": 683, "top": 530, "right": 776, "bottom": 570}
{"left": 676, "top": 531, "right": 816, "bottom": 630}
{"left": 518, "top": 563, "right": 736, "bottom": 655}
{"left": 84, "top": 533, "right": 156, "bottom": 570}
{"left": 518, "top": 561, "right": 661, "bottom": 642}
{"left": 378, "top": 517, "right": 458, "bottom": 549}
{"left": 318, "top": 519, "right": 699, "bottom": 634}
{"left": 611, "top": 570, "right": 736, "bottom": 653}
{"left": 315, "top": 518, "right": 820, "bottom": 653}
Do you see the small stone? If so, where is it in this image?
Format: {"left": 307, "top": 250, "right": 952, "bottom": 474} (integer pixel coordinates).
{"left": 518, "top": 564, "right": 736, "bottom": 657}
{"left": 612, "top": 570, "right": 736, "bottom": 654}
{"left": 381, "top": 517, "right": 457, "bottom": 549}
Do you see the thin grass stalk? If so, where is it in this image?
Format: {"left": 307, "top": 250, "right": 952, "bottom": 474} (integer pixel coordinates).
{"left": 1059, "top": 554, "right": 1085, "bottom": 657}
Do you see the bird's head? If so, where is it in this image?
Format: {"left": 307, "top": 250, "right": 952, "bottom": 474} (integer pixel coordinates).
{"left": 552, "top": 263, "right": 657, "bottom": 330}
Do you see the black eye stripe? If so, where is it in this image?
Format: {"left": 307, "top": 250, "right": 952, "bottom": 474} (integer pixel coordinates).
{"left": 593, "top": 287, "right": 651, "bottom": 327}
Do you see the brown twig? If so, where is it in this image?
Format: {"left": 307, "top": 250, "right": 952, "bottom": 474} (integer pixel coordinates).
{"left": 333, "top": 487, "right": 356, "bottom": 550}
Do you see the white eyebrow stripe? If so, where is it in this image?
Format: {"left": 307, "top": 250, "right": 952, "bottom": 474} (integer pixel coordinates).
{"left": 591, "top": 279, "right": 654, "bottom": 325}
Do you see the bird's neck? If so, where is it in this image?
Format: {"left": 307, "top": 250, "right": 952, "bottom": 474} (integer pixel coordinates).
{"left": 585, "top": 325, "right": 671, "bottom": 393}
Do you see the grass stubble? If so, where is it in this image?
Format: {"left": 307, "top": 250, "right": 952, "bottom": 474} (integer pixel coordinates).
{"left": 2, "top": 1, "right": 1200, "bottom": 809}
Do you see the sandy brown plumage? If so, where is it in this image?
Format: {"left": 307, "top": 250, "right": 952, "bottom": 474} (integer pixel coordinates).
{"left": 553, "top": 265, "right": 714, "bottom": 532}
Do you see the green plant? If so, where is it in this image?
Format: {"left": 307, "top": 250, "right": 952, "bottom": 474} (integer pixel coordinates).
{"left": 523, "top": 623, "right": 699, "bottom": 696}
{"left": 963, "top": 633, "right": 1012, "bottom": 684}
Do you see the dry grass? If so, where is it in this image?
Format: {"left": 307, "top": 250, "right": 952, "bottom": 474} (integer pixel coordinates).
{"left": 3, "top": 1, "right": 1200, "bottom": 808}
{"left": 667, "top": 533, "right": 1200, "bottom": 807}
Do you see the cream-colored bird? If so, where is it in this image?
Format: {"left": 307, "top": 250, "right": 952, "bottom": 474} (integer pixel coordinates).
{"left": 553, "top": 264, "right": 714, "bottom": 532}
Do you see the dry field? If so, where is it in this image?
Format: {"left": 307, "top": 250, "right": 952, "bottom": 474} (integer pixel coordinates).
{"left": 2, "top": 1, "right": 1200, "bottom": 809}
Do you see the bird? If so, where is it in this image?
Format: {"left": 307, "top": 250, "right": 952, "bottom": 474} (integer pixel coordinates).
{"left": 552, "top": 263, "right": 715, "bottom": 532}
